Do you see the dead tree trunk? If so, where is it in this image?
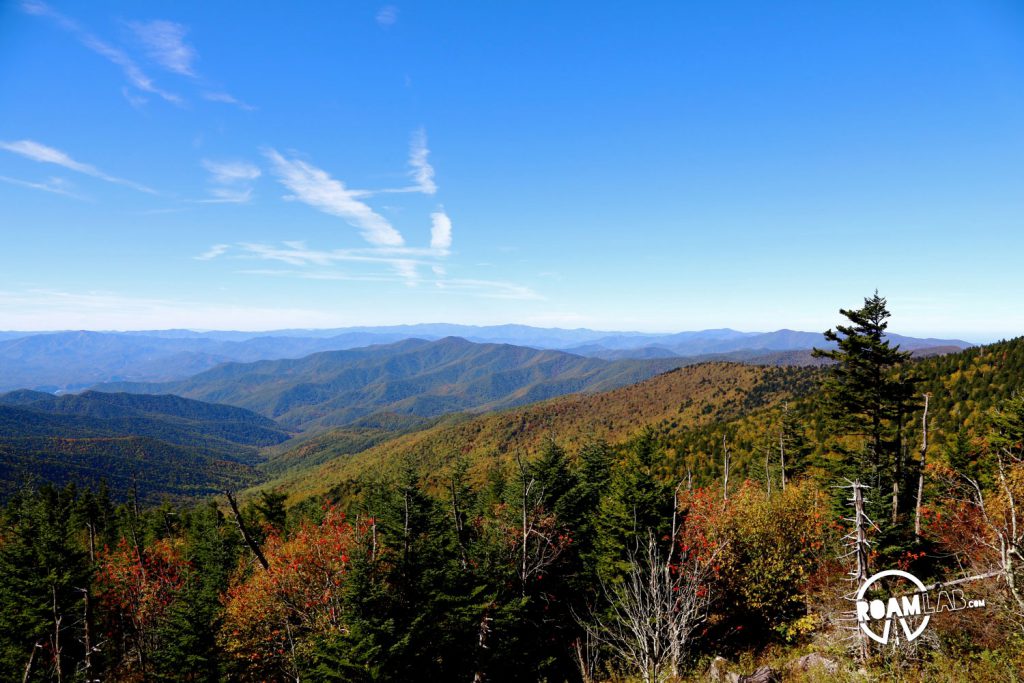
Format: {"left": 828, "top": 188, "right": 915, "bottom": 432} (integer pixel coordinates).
{"left": 225, "top": 490, "right": 269, "bottom": 571}
{"left": 80, "top": 587, "right": 93, "bottom": 681}
{"left": 450, "top": 476, "right": 468, "bottom": 570}
{"left": 779, "top": 403, "right": 788, "bottom": 491}
{"left": 722, "top": 435, "right": 731, "bottom": 502}
{"left": 51, "top": 585, "right": 62, "bottom": 683}
{"left": 22, "top": 640, "right": 43, "bottom": 683}
{"left": 839, "top": 480, "right": 875, "bottom": 662}
{"left": 129, "top": 477, "right": 146, "bottom": 580}
{"left": 914, "top": 393, "right": 930, "bottom": 542}
{"left": 86, "top": 522, "right": 96, "bottom": 564}
{"left": 472, "top": 603, "right": 494, "bottom": 683}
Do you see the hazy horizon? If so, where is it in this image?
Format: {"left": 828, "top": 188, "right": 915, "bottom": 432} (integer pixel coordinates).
{"left": 0, "top": 321, "right": 992, "bottom": 346}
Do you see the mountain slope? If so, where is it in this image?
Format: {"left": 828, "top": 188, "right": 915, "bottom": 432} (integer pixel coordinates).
{"left": 260, "top": 362, "right": 820, "bottom": 503}
{"left": 0, "top": 437, "right": 257, "bottom": 502}
{"left": 0, "top": 391, "right": 291, "bottom": 502}
{"left": 0, "top": 330, "right": 413, "bottom": 392}
{"left": 0, "top": 390, "right": 290, "bottom": 456}
{"left": 94, "top": 338, "right": 687, "bottom": 432}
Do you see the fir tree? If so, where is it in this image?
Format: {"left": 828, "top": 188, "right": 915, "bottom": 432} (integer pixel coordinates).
{"left": 813, "top": 291, "right": 919, "bottom": 528}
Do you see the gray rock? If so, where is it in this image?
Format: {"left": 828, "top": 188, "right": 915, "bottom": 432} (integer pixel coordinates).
{"left": 785, "top": 653, "right": 840, "bottom": 676}
{"left": 707, "top": 656, "right": 740, "bottom": 682}
{"left": 738, "top": 665, "right": 781, "bottom": 683}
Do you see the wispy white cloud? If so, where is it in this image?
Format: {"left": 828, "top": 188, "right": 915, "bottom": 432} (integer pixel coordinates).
{"left": 264, "top": 149, "right": 406, "bottom": 247}
{"left": 376, "top": 5, "right": 399, "bottom": 27}
{"left": 236, "top": 267, "right": 540, "bottom": 301}
{"left": 201, "top": 242, "right": 540, "bottom": 300}
{"left": 204, "top": 187, "right": 252, "bottom": 204}
{"left": 127, "top": 19, "right": 196, "bottom": 76}
{"left": 202, "top": 91, "right": 256, "bottom": 111}
{"left": 408, "top": 128, "right": 436, "bottom": 194}
{"left": 371, "top": 128, "right": 438, "bottom": 196}
{"left": 194, "top": 244, "right": 230, "bottom": 260}
{"left": 391, "top": 259, "right": 418, "bottom": 285}
{"left": 22, "top": 1, "right": 182, "bottom": 105}
{"left": 430, "top": 210, "right": 452, "bottom": 251}
{"left": 0, "top": 175, "right": 87, "bottom": 200}
{"left": 121, "top": 86, "right": 148, "bottom": 109}
{"left": 201, "top": 241, "right": 434, "bottom": 287}
{"left": 203, "top": 160, "right": 261, "bottom": 184}
{"left": 0, "top": 288, "right": 347, "bottom": 331}
{"left": 231, "top": 241, "right": 434, "bottom": 267}
{"left": 0, "top": 139, "right": 156, "bottom": 194}
{"left": 236, "top": 269, "right": 400, "bottom": 284}
{"left": 434, "top": 278, "right": 542, "bottom": 301}
{"left": 200, "top": 159, "right": 260, "bottom": 203}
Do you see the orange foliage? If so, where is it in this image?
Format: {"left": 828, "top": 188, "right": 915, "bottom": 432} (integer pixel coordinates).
{"left": 220, "top": 505, "right": 358, "bottom": 677}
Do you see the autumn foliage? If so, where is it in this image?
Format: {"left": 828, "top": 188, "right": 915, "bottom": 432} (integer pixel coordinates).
{"left": 220, "top": 504, "right": 357, "bottom": 679}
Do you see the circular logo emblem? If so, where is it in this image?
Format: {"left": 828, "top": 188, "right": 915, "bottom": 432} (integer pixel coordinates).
{"left": 855, "top": 569, "right": 930, "bottom": 644}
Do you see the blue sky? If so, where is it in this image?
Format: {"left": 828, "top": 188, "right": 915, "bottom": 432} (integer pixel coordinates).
{"left": 1, "top": 1, "right": 1023, "bottom": 340}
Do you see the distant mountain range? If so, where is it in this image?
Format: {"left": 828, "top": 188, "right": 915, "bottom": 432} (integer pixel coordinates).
{"left": 0, "top": 325, "right": 973, "bottom": 392}
{"left": 95, "top": 337, "right": 689, "bottom": 432}
{"left": 0, "top": 390, "right": 290, "bottom": 501}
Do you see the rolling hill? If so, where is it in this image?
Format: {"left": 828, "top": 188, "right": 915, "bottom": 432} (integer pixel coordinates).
{"left": 253, "top": 336, "right": 1018, "bottom": 508}
{"left": 94, "top": 337, "right": 690, "bottom": 432}
{"left": 0, "top": 390, "right": 291, "bottom": 502}
{"left": 257, "top": 362, "right": 821, "bottom": 504}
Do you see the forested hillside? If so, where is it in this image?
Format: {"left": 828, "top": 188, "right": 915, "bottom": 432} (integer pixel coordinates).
{"left": 262, "top": 362, "right": 820, "bottom": 503}
{"left": 0, "top": 391, "right": 288, "bottom": 501}
{"left": 96, "top": 337, "right": 689, "bottom": 431}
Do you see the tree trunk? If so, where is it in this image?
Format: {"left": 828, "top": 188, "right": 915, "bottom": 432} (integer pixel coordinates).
{"left": 472, "top": 604, "right": 493, "bottom": 683}
{"left": 86, "top": 522, "right": 96, "bottom": 564}
{"left": 779, "top": 427, "right": 786, "bottom": 491}
{"left": 914, "top": 394, "right": 929, "bottom": 542}
{"left": 450, "top": 477, "right": 468, "bottom": 570}
{"left": 22, "top": 641, "right": 41, "bottom": 683}
{"left": 722, "top": 435, "right": 730, "bottom": 501}
{"left": 225, "top": 490, "right": 270, "bottom": 571}
{"left": 81, "top": 588, "right": 93, "bottom": 680}
{"left": 51, "top": 585, "right": 62, "bottom": 683}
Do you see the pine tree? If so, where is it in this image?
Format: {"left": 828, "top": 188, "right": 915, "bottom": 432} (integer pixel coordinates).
{"left": 813, "top": 291, "right": 919, "bottom": 528}
{"left": 595, "top": 429, "right": 673, "bottom": 583}
{"left": 0, "top": 485, "right": 90, "bottom": 682}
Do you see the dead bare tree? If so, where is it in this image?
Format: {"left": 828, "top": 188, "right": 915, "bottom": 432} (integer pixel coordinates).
{"left": 722, "top": 435, "right": 731, "bottom": 502}
{"left": 22, "top": 640, "right": 43, "bottom": 683}
{"left": 958, "top": 454, "right": 1024, "bottom": 622}
{"left": 779, "top": 402, "right": 788, "bottom": 491}
{"left": 51, "top": 585, "right": 63, "bottom": 683}
{"left": 79, "top": 587, "right": 95, "bottom": 682}
{"left": 582, "top": 530, "right": 721, "bottom": 683}
{"left": 914, "top": 393, "right": 930, "bottom": 542}
{"left": 572, "top": 630, "right": 601, "bottom": 683}
{"left": 837, "top": 480, "right": 876, "bottom": 661}
{"left": 513, "top": 452, "right": 563, "bottom": 594}
{"left": 225, "top": 490, "right": 269, "bottom": 571}
{"left": 449, "top": 467, "right": 469, "bottom": 571}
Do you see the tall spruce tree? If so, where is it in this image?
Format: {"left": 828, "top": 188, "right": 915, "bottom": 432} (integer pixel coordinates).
{"left": 0, "top": 485, "right": 90, "bottom": 682}
{"left": 594, "top": 429, "right": 673, "bottom": 583}
{"left": 813, "top": 291, "right": 918, "bottom": 531}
